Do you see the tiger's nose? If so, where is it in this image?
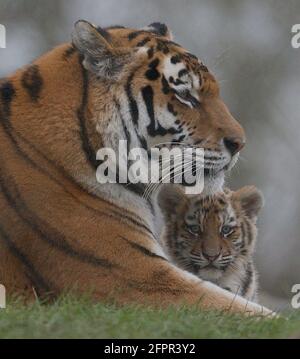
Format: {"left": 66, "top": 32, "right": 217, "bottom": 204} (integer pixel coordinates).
{"left": 224, "top": 137, "right": 245, "bottom": 156}
{"left": 202, "top": 251, "right": 221, "bottom": 262}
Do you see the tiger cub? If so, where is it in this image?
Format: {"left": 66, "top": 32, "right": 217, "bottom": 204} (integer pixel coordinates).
{"left": 158, "top": 185, "right": 264, "bottom": 301}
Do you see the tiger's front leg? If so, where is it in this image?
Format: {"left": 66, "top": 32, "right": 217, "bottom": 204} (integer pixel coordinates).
{"left": 84, "top": 230, "right": 273, "bottom": 315}
{"left": 110, "top": 251, "right": 273, "bottom": 316}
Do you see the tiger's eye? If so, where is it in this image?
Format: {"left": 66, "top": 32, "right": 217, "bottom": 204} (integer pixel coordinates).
{"left": 186, "top": 225, "right": 199, "bottom": 235}
{"left": 221, "top": 225, "right": 233, "bottom": 237}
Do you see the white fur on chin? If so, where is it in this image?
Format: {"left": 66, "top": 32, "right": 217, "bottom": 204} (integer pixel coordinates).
{"left": 202, "top": 173, "right": 225, "bottom": 196}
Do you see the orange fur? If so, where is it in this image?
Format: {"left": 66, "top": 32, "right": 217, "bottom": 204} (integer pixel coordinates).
{"left": 0, "top": 23, "right": 271, "bottom": 315}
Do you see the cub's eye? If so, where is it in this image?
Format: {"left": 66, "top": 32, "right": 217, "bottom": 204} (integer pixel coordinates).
{"left": 186, "top": 225, "right": 199, "bottom": 235}
{"left": 221, "top": 225, "right": 234, "bottom": 237}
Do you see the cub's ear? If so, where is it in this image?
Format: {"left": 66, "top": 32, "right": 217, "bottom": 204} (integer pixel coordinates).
{"left": 144, "top": 22, "right": 173, "bottom": 40}
{"left": 72, "top": 20, "right": 132, "bottom": 80}
{"left": 233, "top": 186, "right": 264, "bottom": 220}
{"left": 158, "top": 185, "right": 187, "bottom": 218}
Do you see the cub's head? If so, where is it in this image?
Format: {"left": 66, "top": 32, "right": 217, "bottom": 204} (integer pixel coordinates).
{"left": 159, "top": 186, "right": 263, "bottom": 281}
{"left": 72, "top": 21, "right": 245, "bottom": 192}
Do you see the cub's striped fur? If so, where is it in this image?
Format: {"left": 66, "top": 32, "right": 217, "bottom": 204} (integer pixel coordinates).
{"left": 0, "top": 20, "right": 271, "bottom": 315}
{"left": 159, "top": 186, "right": 263, "bottom": 301}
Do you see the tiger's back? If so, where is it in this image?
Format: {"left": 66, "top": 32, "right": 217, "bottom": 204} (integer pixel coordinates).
{"left": 0, "top": 44, "right": 158, "bottom": 301}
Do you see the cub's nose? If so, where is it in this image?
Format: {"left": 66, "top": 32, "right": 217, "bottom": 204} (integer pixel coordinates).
{"left": 224, "top": 137, "right": 245, "bottom": 156}
{"left": 202, "top": 251, "right": 221, "bottom": 262}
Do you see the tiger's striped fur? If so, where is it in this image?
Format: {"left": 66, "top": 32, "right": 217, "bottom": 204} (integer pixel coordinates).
{"left": 159, "top": 186, "right": 263, "bottom": 302}
{"left": 0, "top": 20, "right": 272, "bottom": 315}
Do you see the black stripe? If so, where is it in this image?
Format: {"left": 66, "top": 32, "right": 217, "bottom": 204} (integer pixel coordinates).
{"left": 162, "top": 39, "right": 182, "bottom": 48}
{"left": 148, "top": 22, "right": 168, "bottom": 37}
{"left": 96, "top": 27, "right": 111, "bottom": 42}
{"left": 0, "top": 81, "right": 16, "bottom": 116}
{"left": 170, "top": 55, "right": 182, "bottom": 64}
{"left": 136, "top": 37, "right": 151, "bottom": 47}
{"left": 63, "top": 45, "right": 77, "bottom": 60}
{"left": 147, "top": 47, "right": 154, "bottom": 59}
{"left": 145, "top": 68, "right": 160, "bottom": 81}
{"left": 114, "top": 100, "right": 149, "bottom": 200}
{"left": 0, "top": 167, "right": 118, "bottom": 270}
{"left": 142, "top": 85, "right": 179, "bottom": 137}
{"left": 169, "top": 76, "right": 184, "bottom": 86}
{"left": 128, "top": 30, "right": 149, "bottom": 41}
{"left": 77, "top": 57, "right": 98, "bottom": 169}
{"left": 185, "top": 52, "right": 198, "bottom": 61}
{"left": 156, "top": 39, "right": 170, "bottom": 54}
{"left": 119, "top": 236, "right": 166, "bottom": 261}
{"left": 21, "top": 65, "right": 43, "bottom": 102}
{"left": 145, "top": 58, "right": 160, "bottom": 81}
{"left": 105, "top": 25, "right": 126, "bottom": 30}
{"left": 125, "top": 71, "right": 139, "bottom": 126}
{"left": 241, "top": 221, "right": 246, "bottom": 240}
{"left": 244, "top": 218, "right": 253, "bottom": 244}
{"left": 241, "top": 262, "right": 253, "bottom": 297}
{"left": 167, "top": 102, "right": 178, "bottom": 116}
{"left": 199, "top": 64, "right": 209, "bottom": 72}
{"left": 218, "top": 198, "right": 226, "bottom": 206}
{"left": 123, "top": 71, "right": 149, "bottom": 151}
{"left": 178, "top": 69, "right": 188, "bottom": 77}
{"left": 142, "top": 85, "right": 156, "bottom": 136}
{"left": 112, "top": 101, "right": 150, "bottom": 208}
{"left": 0, "top": 224, "right": 54, "bottom": 296}
{"left": 134, "top": 129, "right": 148, "bottom": 151}
{"left": 170, "top": 221, "right": 179, "bottom": 250}
{"left": 115, "top": 97, "right": 148, "bottom": 157}
{"left": 161, "top": 75, "right": 171, "bottom": 94}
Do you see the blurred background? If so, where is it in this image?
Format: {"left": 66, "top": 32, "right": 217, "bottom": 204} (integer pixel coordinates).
{"left": 0, "top": 0, "right": 299, "bottom": 311}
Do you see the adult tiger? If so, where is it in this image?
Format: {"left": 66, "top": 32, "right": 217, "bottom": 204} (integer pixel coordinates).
{"left": 0, "top": 20, "right": 271, "bottom": 315}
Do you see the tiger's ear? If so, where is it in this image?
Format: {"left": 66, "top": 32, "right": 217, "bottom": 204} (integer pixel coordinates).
{"left": 233, "top": 186, "right": 264, "bottom": 220}
{"left": 72, "top": 20, "right": 132, "bottom": 80}
{"left": 158, "top": 185, "right": 187, "bottom": 218}
{"left": 144, "top": 22, "right": 173, "bottom": 40}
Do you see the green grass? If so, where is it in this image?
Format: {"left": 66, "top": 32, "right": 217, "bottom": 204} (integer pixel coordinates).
{"left": 0, "top": 297, "right": 299, "bottom": 339}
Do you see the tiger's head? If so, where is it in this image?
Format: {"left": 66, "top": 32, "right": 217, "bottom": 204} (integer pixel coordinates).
{"left": 159, "top": 185, "right": 263, "bottom": 282}
{"left": 72, "top": 20, "right": 245, "bottom": 194}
